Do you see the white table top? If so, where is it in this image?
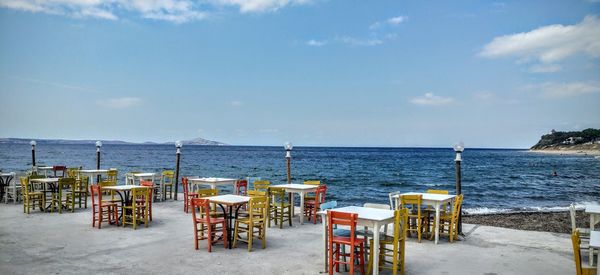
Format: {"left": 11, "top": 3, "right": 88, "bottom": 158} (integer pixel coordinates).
{"left": 79, "top": 169, "right": 109, "bottom": 173}
{"left": 318, "top": 206, "right": 395, "bottom": 222}
{"left": 585, "top": 205, "right": 600, "bottom": 214}
{"left": 0, "top": 172, "right": 15, "bottom": 176}
{"left": 272, "top": 183, "right": 319, "bottom": 191}
{"left": 30, "top": 178, "right": 60, "bottom": 183}
{"left": 590, "top": 231, "right": 600, "bottom": 248}
{"left": 103, "top": 185, "right": 148, "bottom": 191}
{"left": 206, "top": 194, "right": 250, "bottom": 205}
{"left": 131, "top": 172, "right": 156, "bottom": 177}
{"left": 397, "top": 192, "right": 456, "bottom": 202}
{"left": 38, "top": 166, "right": 53, "bottom": 170}
{"left": 188, "top": 177, "right": 237, "bottom": 183}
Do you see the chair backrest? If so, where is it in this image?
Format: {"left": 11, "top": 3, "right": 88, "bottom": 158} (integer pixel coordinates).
{"left": 133, "top": 187, "right": 150, "bottom": 204}
{"left": 388, "top": 191, "right": 401, "bottom": 210}
{"left": 246, "top": 177, "right": 262, "bottom": 186}
{"left": 400, "top": 194, "right": 422, "bottom": 214}
{"left": 248, "top": 190, "right": 266, "bottom": 197}
{"left": 572, "top": 229, "right": 583, "bottom": 275}
{"left": 393, "top": 208, "right": 409, "bottom": 243}
{"left": 20, "top": 176, "right": 31, "bottom": 194}
{"left": 67, "top": 167, "right": 80, "bottom": 178}
{"left": 182, "top": 177, "right": 190, "bottom": 195}
{"left": 76, "top": 176, "right": 89, "bottom": 191}
{"left": 320, "top": 201, "right": 338, "bottom": 211}
{"left": 363, "top": 203, "right": 390, "bottom": 210}
{"left": 427, "top": 189, "right": 449, "bottom": 195}
{"left": 452, "top": 194, "right": 464, "bottom": 220}
{"left": 248, "top": 196, "right": 268, "bottom": 221}
{"left": 107, "top": 170, "right": 118, "bottom": 183}
{"left": 253, "top": 180, "right": 270, "bottom": 192}
{"left": 140, "top": 180, "right": 153, "bottom": 187}
{"left": 569, "top": 203, "right": 578, "bottom": 233}
{"left": 314, "top": 185, "right": 327, "bottom": 209}
{"left": 53, "top": 166, "right": 67, "bottom": 177}
{"left": 268, "top": 187, "right": 287, "bottom": 205}
{"left": 90, "top": 185, "right": 102, "bottom": 207}
{"left": 236, "top": 179, "right": 248, "bottom": 195}
{"left": 59, "top": 177, "right": 75, "bottom": 189}
{"left": 191, "top": 198, "right": 211, "bottom": 222}
{"left": 197, "top": 189, "right": 218, "bottom": 198}
{"left": 162, "top": 170, "right": 174, "bottom": 184}
{"left": 304, "top": 180, "right": 321, "bottom": 185}
{"left": 328, "top": 211, "right": 359, "bottom": 244}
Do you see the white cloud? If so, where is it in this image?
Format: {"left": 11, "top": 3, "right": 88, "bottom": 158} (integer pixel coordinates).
{"left": 230, "top": 100, "right": 243, "bottom": 107}
{"left": 306, "top": 39, "right": 326, "bottom": 47}
{"left": 387, "top": 16, "right": 407, "bottom": 25}
{"left": 410, "top": 93, "right": 454, "bottom": 106}
{"left": 211, "top": 0, "right": 312, "bottom": 13}
{"left": 370, "top": 15, "right": 407, "bottom": 29}
{"left": 336, "top": 36, "right": 382, "bottom": 47}
{"left": 97, "top": 97, "right": 142, "bottom": 109}
{"left": 479, "top": 15, "right": 600, "bottom": 71}
{"left": 527, "top": 82, "right": 600, "bottom": 98}
{"left": 528, "top": 64, "right": 562, "bottom": 73}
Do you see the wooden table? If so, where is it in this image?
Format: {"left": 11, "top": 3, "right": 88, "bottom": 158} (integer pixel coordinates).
{"left": 392, "top": 192, "right": 456, "bottom": 244}
{"left": 103, "top": 185, "right": 150, "bottom": 220}
{"left": 36, "top": 166, "right": 53, "bottom": 176}
{"left": 29, "top": 177, "right": 60, "bottom": 211}
{"left": 271, "top": 183, "right": 319, "bottom": 224}
{"left": 79, "top": 169, "right": 109, "bottom": 184}
{"left": 318, "top": 206, "right": 395, "bottom": 275}
{"left": 585, "top": 205, "right": 600, "bottom": 265}
{"left": 205, "top": 194, "right": 250, "bottom": 249}
{"left": 188, "top": 177, "right": 238, "bottom": 193}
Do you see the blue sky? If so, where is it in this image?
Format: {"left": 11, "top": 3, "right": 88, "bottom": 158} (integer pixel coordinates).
{"left": 0, "top": 0, "right": 599, "bottom": 148}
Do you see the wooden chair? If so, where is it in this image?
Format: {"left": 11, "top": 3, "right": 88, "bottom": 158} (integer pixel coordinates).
{"left": 161, "top": 170, "right": 175, "bottom": 200}
{"left": 305, "top": 185, "right": 327, "bottom": 224}
{"left": 54, "top": 178, "right": 76, "bottom": 213}
{"left": 367, "top": 208, "right": 408, "bottom": 275}
{"left": 73, "top": 176, "right": 89, "bottom": 209}
{"left": 572, "top": 230, "right": 598, "bottom": 275}
{"left": 233, "top": 196, "right": 268, "bottom": 252}
{"left": 139, "top": 181, "right": 154, "bottom": 221}
{"left": 191, "top": 198, "right": 227, "bottom": 252}
{"left": 235, "top": 179, "right": 248, "bottom": 195}
{"left": 400, "top": 194, "right": 424, "bottom": 242}
{"left": 253, "top": 180, "right": 270, "bottom": 192}
{"left": 52, "top": 166, "right": 67, "bottom": 178}
{"left": 98, "top": 180, "right": 120, "bottom": 204}
{"left": 90, "top": 185, "right": 118, "bottom": 229}
{"left": 20, "top": 176, "right": 44, "bottom": 214}
{"left": 66, "top": 167, "right": 80, "bottom": 178}
{"left": 388, "top": 191, "right": 402, "bottom": 210}
{"left": 432, "top": 194, "right": 464, "bottom": 242}
{"left": 268, "top": 187, "right": 292, "bottom": 228}
{"left": 123, "top": 187, "right": 150, "bottom": 229}
{"left": 182, "top": 177, "right": 197, "bottom": 213}
{"left": 303, "top": 180, "right": 321, "bottom": 202}
{"left": 423, "top": 189, "right": 450, "bottom": 235}
{"left": 327, "top": 210, "right": 365, "bottom": 275}
{"left": 248, "top": 190, "right": 267, "bottom": 197}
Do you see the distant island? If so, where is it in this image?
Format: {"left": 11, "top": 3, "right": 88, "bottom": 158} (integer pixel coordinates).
{"left": 530, "top": 128, "right": 600, "bottom": 155}
{"left": 0, "top": 137, "right": 227, "bottom": 146}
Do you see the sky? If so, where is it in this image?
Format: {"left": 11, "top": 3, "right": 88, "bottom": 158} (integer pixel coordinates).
{"left": 0, "top": 0, "right": 599, "bottom": 148}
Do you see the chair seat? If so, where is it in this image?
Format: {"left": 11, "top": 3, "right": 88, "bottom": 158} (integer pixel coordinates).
{"left": 270, "top": 203, "right": 291, "bottom": 208}
{"left": 96, "top": 201, "right": 118, "bottom": 206}
{"left": 28, "top": 191, "right": 44, "bottom": 196}
{"left": 237, "top": 217, "right": 266, "bottom": 225}
{"left": 333, "top": 229, "right": 352, "bottom": 237}
{"left": 331, "top": 235, "right": 365, "bottom": 246}
{"left": 197, "top": 217, "right": 226, "bottom": 224}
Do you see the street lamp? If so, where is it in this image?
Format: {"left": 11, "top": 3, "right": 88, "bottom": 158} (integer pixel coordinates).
{"left": 453, "top": 141, "right": 464, "bottom": 235}
{"left": 284, "top": 142, "right": 293, "bottom": 184}
{"left": 30, "top": 140, "right": 36, "bottom": 169}
{"left": 174, "top": 140, "right": 183, "bottom": 201}
{"left": 96, "top": 141, "right": 102, "bottom": 182}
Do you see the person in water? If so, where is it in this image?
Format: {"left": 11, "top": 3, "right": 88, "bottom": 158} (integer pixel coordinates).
{"left": 552, "top": 170, "right": 558, "bottom": 177}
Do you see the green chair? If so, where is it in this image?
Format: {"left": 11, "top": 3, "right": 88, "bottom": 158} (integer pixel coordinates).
{"left": 233, "top": 196, "right": 268, "bottom": 252}
{"left": 268, "top": 187, "right": 292, "bottom": 228}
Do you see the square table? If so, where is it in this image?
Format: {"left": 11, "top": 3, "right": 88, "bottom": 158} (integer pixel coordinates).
{"left": 318, "top": 206, "right": 395, "bottom": 275}
{"left": 205, "top": 194, "right": 251, "bottom": 249}
{"left": 36, "top": 166, "right": 54, "bottom": 176}
{"left": 392, "top": 192, "right": 456, "bottom": 244}
{"left": 271, "top": 183, "right": 319, "bottom": 224}
{"left": 29, "top": 178, "right": 60, "bottom": 211}
{"left": 79, "top": 169, "right": 109, "bottom": 184}
{"left": 188, "top": 177, "right": 239, "bottom": 193}
{"left": 590, "top": 231, "right": 600, "bottom": 272}
{"left": 585, "top": 205, "right": 600, "bottom": 265}
{"left": 103, "top": 185, "right": 150, "bottom": 220}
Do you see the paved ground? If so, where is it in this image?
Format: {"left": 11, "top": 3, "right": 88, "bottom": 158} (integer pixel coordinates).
{"left": 0, "top": 195, "right": 574, "bottom": 275}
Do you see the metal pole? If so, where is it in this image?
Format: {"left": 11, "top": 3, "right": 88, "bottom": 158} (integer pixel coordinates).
{"left": 31, "top": 145, "right": 36, "bottom": 167}
{"left": 174, "top": 148, "right": 181, "bottom": 201}
{"left": 96, "top": 147, "right": 101, "bottom": 183}
{"left": 455, "top": 157, "right": 462, "bottom": 235}
{"left": 286, "top": 156, "right": 291, "bottom": 184}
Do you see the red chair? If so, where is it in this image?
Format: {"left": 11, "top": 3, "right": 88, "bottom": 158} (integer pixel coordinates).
{"left": 328, "top": 211, "right": 365, "bottom": 275}
{"left": 90, "top": 185, "right": 118, "bottom": 229}
{"left": 191, "top": 198, "right": 227, "bottom": 252}
{"left": 235, "top": 179, "right": 248, "bottom": 195}
{"left": 182, "top": 177, "right": 197, "bottom": 213}
{"left": 52, "top": 166, "right": 67, "bottom": 178}
{"left": 305, "top": 185, "right": 327, "bottom": 224}
{"left": 139, "top": 181, "right": 154, "bottom": 221}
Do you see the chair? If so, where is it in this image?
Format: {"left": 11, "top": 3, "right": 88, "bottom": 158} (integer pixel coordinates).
{"left": 107, "top": 169, "right": 118, "bottom": 183}
{"left": 122, "top": 187, "right": 151, "bottom": 229}
{"left": 400, "top": 194, "right": 424, "bottom": 242}
{"left": 52, "top": 166, "right": 67, "bottom": 178}
{"left": 98, "top": 180, "right": 120, "bottom": 204}
{"left": 571, "top": 204, "right": 591, "bottom": 236}
{"left": 233, "top": 196, "right": 268, "bottom": 252}
{"left": 268, "top": 187, "right": 292, "bottom": 228}
{"left": 327, "top": 210, "right": 365, "bottom": 275}
{"left": 248, "top": 190, "right": 267, "bottom": 197}
{"left": 66, "top": 167, "right": 80, "bottom": 178}
{"left": 367, "top": 208, "right": 409, "bottom": 275}
{"left": 191, "top": 198, "right": 227, "bottom": 252}
{"left": 54, "top": 178, "right": 76, "bottom": 213}
{"left": 139, "top": 181, "right": 155, "bottom": 221}
{"left": 126, "top": 171, "right": 140, "bottom": 185}
{"left": 305, "top": 185, "right": 327, "bottom": 224}
{"left": 20, "top": 176, "right": 44, "bottom": 214}
{"left": 182, "top": 177, "right": 198, "bottom": 213}
{"left": 572, "top": 230, "right": 598, "bottom": 275}
{"left": 423, "top": 189, "right": 450, "bottom": 235}
{"left": 197, "top": 188, "right": 221, "bottom": 216}
{"left": 235, "top": 179, "right": 248, "bottom": 195}
{"left": 253, "top": 180, "right": 270, "bottom": 192}
{"left": 4, "top": 172, "right": 20, "bottom": 204}
{"left": 72, "top": 176, "right": 89, "bottom": 209}
{"left": 161, "top": 170, "right": 175, "bottom": 200}
{"left": 388, "top": 191, "right": 402, "bottom": 210}
{"left": 303, "top": 180, "right": 321, "bottom": 202}
{"left": 432, "top": 194, "right": 464, "bottom": 242}
{"left": 90, "top": 185, "right": 118, "bottom": 229}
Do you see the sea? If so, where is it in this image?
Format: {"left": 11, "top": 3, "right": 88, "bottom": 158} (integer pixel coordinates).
{"left": 1, "top": 144, "right": 599, "bottom": 214}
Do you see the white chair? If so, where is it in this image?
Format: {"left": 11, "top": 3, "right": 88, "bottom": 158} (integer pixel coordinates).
{"left": 570, "top": 203, "right": 590, "bottom": 236}
{"left": 3, "top": 173, "right": 19, "bottom": 204}
{"left": 388, "top": 191, "right": 401, "bottom": 210}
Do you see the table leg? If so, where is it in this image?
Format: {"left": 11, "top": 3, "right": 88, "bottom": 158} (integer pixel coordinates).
{"left": 300, "top": 191, "right": 305, "bottom": 224}
{"left": 290, "top": 192, "right": 295, "bottom": 221}
{"left": 228, "top": 205, "right": 233, "bottom": 249}
{"left": 372, "top": 222, "right": 380, "bottom": 275}
{"left": 322, "top": 213, "right": 328, "bottom": 273}
{"left": 435, "top": 203, "right": 441, "bottom": 245}
{"left": 591, "top": 214, "right": 596, "bottom": 266}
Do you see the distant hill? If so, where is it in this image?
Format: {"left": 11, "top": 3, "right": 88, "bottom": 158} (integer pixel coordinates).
{"left": 530, "top": 128, "right": 600, "bottom": 152}
{"left": 0, "top": 137, "right": 227, "bottom": 146}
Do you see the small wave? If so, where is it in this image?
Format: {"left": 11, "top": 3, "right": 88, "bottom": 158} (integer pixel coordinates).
{"left": 464, "top": 201, "right": 600, "bottom": 215}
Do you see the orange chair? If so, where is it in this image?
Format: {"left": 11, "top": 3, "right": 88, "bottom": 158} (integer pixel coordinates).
{"left": 328, "top": 210, "right": 365, "bottom": 275}
{"left": 182, "top": 177, "right": 198, "bottom": 213}
{"left": 191, "top": 198, "right": 228, "bottom": 252}
{"left": 235, "top": 179, "right": 248, "bottom": 195}
{"left": 305, "top": 185, "right": 327, "bottom": 224}
{"left": 90, "top": 185, "right": 118, "bottom": 229}
{"left": 139, "top": 181, "right": 154, "bottom": 221}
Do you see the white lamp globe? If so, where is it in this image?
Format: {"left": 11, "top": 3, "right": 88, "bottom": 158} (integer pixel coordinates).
{"left": 175, "top": 140, "right": 183, "bottom": 148}
{"left": 284, "top": 142, "right": 293, "bottom": 151}
{"left": 453, "top": 141, "right": 464, "bottom": 152}
{"left": 30, "top": 140, "right": 36, "bottom": 146}
{"left": 96, "top": 141, "right": 103, "bottom": 148}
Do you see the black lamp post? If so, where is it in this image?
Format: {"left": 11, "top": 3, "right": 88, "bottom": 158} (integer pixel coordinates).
{"left": 174, "top": 140, "right": 182, "bottom": 201}
{"left": 284, "top": 142, "right": 293, "bottom": 184}
{"left": 453, "top": 141, "right": 464, "bottom": 235}
{"left": 96, "top": 141, "right": 102, "bottom": 182}
{"left": 30, "top": 140, "right": 36, "bottom": 169}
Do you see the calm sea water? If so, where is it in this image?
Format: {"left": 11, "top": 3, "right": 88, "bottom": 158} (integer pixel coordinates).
{"left": 1, "top": 144, "right": 599, "bottom": 214}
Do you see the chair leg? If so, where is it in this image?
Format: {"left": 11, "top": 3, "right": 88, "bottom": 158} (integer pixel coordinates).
{"left": 248, "top": 224, "right": 253, "bottom": 252}
{"left": 232, "top": 221, "right": 239, "bottom": 248}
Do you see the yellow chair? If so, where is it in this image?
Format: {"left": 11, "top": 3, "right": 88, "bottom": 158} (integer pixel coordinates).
{"left": 67, "top": 167, "right": 80, "bottom": 178}
{"left": 161, "top": 170, "right": 175, "bottom": 200}
{"left": 367, "top": 208, "right": 409, "bottom": 275}
{"left": 400, "top": 194, "right": 424, "bottom": 242}
{"left": 572, "top": 230, "right": 598, "bottom": 275}
{"left": 54, "top": 178, "right": 76, "bottom": 214}
{"left": 98, "top": 180, "right": 120, "bottom": 204}
{"left": 122, "top": 187, "right": 150, "bottom": 229}
{"left": 268, "top": 187, "right": 292, "bottom": 228}
{"left": 73, "top": 176, "right": 89, "bottom": 209}
{"left": 303, "top": 180, "right": 321, "bottom": 202}
{"left": 253, "top": 180, "right": 270, "bottom": 192}
{"left": 248, "top": 190, "right": 267, "bottom": 197}
{"left": 424, "top": 189, "right": 450, "bottom": 236}
{"left": 432, "top": 194, "right": 464, "bottom": 242}
{"left": 107, "top": 169, "right": 118, "bottom": 182}
{"left": 21, "top": 177, "right": 44, "bottom": 214}
{"left": 197, "top": 188, "right": 221, "bottom": 216}
{"left": 233, "top": 196, "right": 268, "bottom": 251}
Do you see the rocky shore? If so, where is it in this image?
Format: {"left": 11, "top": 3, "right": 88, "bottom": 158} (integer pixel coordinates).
{"left": 463, "top": 210, "right": 589, "bottom": 234}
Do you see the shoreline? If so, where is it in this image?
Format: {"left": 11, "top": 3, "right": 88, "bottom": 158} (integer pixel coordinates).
{"left": 463, "top": 210, "right": 589, "bottom": 234}
{"left": 529, "top": 149, "right": 600, "bottom": 156}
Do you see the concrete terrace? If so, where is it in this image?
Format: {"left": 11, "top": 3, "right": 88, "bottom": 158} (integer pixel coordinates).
{"left": 0, "top": 197, "right": 573, "bottom": 275}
